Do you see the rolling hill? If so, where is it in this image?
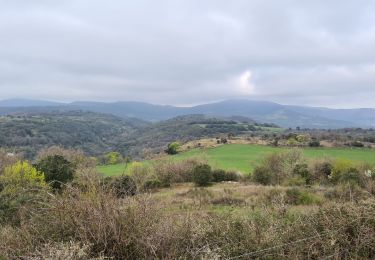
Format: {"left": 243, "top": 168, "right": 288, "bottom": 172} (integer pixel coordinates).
{"left": 0, "top": 111, "right": 272, "bottom": 159}
{"left": 0, "top": 110, "right": 148, "bottom": 158}
{"left": 115, "top": 114, "right": 277, "bottom": 157}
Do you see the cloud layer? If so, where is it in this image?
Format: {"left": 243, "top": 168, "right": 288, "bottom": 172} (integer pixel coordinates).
{"left": 0, "top": 0, "right": 375, "bottom": 107}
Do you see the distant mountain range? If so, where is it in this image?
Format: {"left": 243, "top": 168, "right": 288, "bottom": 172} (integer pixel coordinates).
{"left": 0, "top": 99, "right": 374, "bottom": 128}
{"left": 0, "top": 99, "right": 63, "bottom": 107}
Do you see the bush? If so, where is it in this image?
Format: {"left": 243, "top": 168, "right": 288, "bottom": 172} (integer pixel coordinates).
{"left": 252, "top": 166, "right": 272, "bottom": 185}
{"left": 165, "top": 142, "right": 181, "bottom": 155}
{"left": 35, "top": 155, "right": 75, "bottom": 190}
{"left": 292, "top": 163, "right": 311, "bottom": 184}
{"left": 263, "top": 153, "right": 284, "bottom": 184}
{"left": 153, "top": 169, "right": 172, "bottom": 188}
{"left": 282, "top": 149, "right": 304, "bottom": 175}
{"left": 251, "top": 150, "right": 305, "bottom": 186}
{"left": 175, "top": 158, "right": 208, "bottom": 182}
{"left": 309, "top": 140, "right": 320, "bottom": 147}
{"left": 212, "top": 169, "right": 239, "bottom": 182}
{"left": 152, "top": 160, "right": 176, "bottom": 187}
{"left": 192, "top": 164, "right": 212, "bottom": 186}
{"left": 263, "top": 188, "right": 284, "bottom": 204}
{"left": 285, "top": 188, "right": 318, "bottom": 205}
{"left": 1, "top": 161, "right": 46, "bottom": 189}
{"left": 152, "top": 158, "right": 207, "bottom": 184}
{"left": 351, "top": 141, "right": 364, "bottom": 147}
{"left": 220, "top": 137, "right": 228, "bottom": 144}
{"left": 103, "top": 152, "right": 123, "bottom": 165}
{"left": 285, "top": 188, "right": 302, "bottom": 204}
{"left": 330, "top": 160, "right": 364, "bottom": 186}
{"left": 330, "top": 159, "right": 353, "bottom": 183}
{"left": 212, "top": 169, "right": 226, "bottom": 182}
{"left": 107, "top": 175, "right": 137, "bottom": 198}
{"left": 143, "top": 179, "right": 162, "bottom": 190}
{"left": 128, "top": 162, "right": 153, "bottom": 192}
{"left": 340, "top": 168, "right": 363, "bottom": 186}
{"left": 0, "top": 161, "right": 48, "bottom": 224}
{"left": 37, "top": 146, "right": 97, "bottom": 170}
{"left": 311, "top": 160, "right": 333, "bottom": 182}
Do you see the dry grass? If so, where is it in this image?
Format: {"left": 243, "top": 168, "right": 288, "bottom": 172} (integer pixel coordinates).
{"left": 1, "top": 163, "right": 375, "bottom": 259}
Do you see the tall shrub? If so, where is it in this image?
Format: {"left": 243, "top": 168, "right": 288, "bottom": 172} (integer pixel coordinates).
{"left": 192, "top": 164, "right": 212, "bottom": 186}
{"left": 35, "top": 155, "right": 75, "bottom": 190}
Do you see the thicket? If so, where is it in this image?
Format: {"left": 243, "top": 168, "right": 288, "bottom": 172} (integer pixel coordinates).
{"left": 112, "top": 158, "right": 241, "bottom": 190}
{"left": 251, "top": 149, "right": 375, "bottom": 191}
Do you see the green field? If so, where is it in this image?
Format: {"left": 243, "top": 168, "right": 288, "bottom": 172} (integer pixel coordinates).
{"left": 97, "top": 144, "right": 375, "bottom": 176}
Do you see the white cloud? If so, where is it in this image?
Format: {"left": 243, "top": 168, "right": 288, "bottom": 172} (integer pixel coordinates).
{"left": 234, "top": 70, "right": 255, "bottom": 95}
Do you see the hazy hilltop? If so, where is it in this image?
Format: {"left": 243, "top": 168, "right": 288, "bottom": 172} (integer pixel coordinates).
{"left": 0, "top": 99, "right": 374, "bottom": 128}
{"left": 0, "top": 99, "right": 63, "bottom": 107}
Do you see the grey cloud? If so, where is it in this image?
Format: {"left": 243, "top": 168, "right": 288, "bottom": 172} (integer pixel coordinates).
{"left": 0, "top": 0, "right": 374, "bottom": 107}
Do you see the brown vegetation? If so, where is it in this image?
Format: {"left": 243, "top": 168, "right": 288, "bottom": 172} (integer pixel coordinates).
{"left": 0, "top": 148, "right": 374, "bottom": 259}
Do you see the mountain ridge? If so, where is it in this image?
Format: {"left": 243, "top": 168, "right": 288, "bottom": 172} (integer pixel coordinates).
{"left": 0, "top": 98, "right": 374, "bottom": 128}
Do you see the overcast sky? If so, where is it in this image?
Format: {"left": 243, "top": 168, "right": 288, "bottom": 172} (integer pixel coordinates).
{"left": 1, "top": 0, "right": 375, "bottom": 108}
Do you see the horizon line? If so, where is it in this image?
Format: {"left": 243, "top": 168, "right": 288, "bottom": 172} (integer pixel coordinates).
{"left": 0, "top": 98, "right": 374, "bottom": 110}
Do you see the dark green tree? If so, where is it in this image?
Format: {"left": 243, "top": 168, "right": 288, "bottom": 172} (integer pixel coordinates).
{"left": 35, "top": 155, "right": 75, "bottom": 190}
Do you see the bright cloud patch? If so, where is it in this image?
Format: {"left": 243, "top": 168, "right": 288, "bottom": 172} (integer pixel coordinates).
{"left": 235, "top": 70, "right": 255, "bottom": 95}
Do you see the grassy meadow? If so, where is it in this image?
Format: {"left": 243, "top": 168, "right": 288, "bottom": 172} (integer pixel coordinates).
{"left": 97, "top": 144, "right": 375, "bottom": 176}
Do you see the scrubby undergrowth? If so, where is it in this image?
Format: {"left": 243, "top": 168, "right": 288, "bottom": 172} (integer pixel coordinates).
{"left": 1, "top": 181, "right": 375, "bottom": 259}
{"left": 0, "top": 148, "right": 375, "bottom": 259}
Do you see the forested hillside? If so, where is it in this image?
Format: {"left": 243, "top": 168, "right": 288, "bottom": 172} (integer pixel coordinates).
{"left": 0, "top": 111, "right": 147, "bottom": 158}
{"left": 115, "top": 114, "right": 278, "bottom": 157}
{"left": 0, "top": 112, "right": 277, "bottom": 159}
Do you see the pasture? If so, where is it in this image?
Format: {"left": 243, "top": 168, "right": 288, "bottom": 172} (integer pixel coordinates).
{"left": 97, "top": 144, "right": 375, "bottom": 176}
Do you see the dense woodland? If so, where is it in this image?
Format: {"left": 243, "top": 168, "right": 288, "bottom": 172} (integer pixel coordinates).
{"left": 117, "top": 114, "right": 279, "bottom": 157}
{"left": 0, "top": 111, "right": 145, "bottom": 158}
{"left": 0, "top": 111, "right": 280, "bottom": 159}
{"left": 0, "top": 110, "right": 374, "bottom": 161}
